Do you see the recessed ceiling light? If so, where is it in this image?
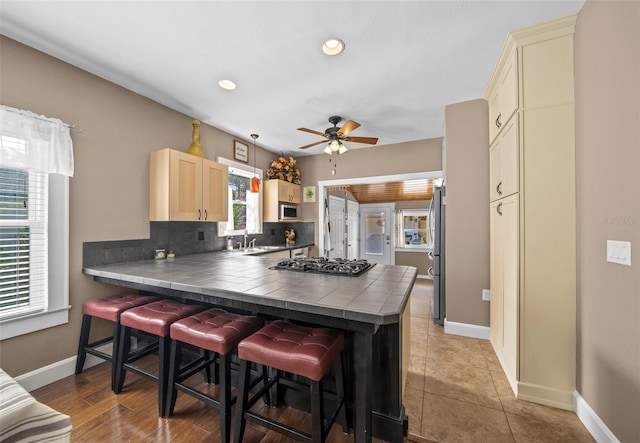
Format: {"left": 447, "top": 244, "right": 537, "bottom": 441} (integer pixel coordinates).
{"left": 218, "top": 79, "right": 236, "bottom": 90}
{"left": 322, "top": 38, "right": 345, "bottom": 56}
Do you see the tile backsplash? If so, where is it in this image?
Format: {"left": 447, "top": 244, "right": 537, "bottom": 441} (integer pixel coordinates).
{"left": 82, "top": 221, "right": 314, "bottom": 267}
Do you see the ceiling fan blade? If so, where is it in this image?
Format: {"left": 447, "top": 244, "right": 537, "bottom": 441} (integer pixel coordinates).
{"left": 337, "top": 120, "right": 361, "bottom": 137}
{"left": 345, "top": 136, "right": 378, "bottom": 145}
{"left": 298, "top": 140, "right": 327, "bottom": 150}
{"left": 297, "top": 127, "right": 327, "bottom": 137}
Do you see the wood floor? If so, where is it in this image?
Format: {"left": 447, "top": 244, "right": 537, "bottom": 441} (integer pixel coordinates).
{"left": 31, "top": 356, "right": 372, "bottom": 443}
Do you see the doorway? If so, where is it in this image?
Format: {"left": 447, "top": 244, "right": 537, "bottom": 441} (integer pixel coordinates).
{"left": 328, "top": 195, "right": 345, "bottom": 259}
{"left": 359, "top": 203, "right": 395, "bottom": 265}
{"left": 347, "top": 200, "right": 360, "bottom": 260}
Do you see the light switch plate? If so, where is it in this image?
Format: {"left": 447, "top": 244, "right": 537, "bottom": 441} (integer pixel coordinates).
{"left": 482, "top": 289, "right": 490, "bottom": 301}
{"left": 607, "top": 240, "right": 631, "bottom": 266}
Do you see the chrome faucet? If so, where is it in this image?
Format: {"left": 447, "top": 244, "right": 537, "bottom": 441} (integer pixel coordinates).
{"left": 243, "top": 232, "right": 248, "bottom": 249}
{"left": 249, "top": 239, "right": 257, "bottom": 249}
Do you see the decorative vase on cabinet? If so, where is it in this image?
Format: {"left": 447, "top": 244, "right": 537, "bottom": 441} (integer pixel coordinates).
{"left": 150, "top": 148, "right": 228, "bottom": 222}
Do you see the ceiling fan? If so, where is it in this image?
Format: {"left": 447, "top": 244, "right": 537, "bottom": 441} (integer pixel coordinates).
{"left": 297, "top": 116, "right": 379, "bottom": 154}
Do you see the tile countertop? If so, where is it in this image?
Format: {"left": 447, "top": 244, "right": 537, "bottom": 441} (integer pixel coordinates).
{"left": 82, "top": 251, "right": 417, "bottom": 327}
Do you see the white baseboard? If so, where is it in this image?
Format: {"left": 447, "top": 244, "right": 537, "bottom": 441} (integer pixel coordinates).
{"left": 574, "top": 390, "right": 620, "bottom": 443}
{"left": 417, "top": 274, "right": 431, "bottom": 280}
{"left": 443, "top": 318, "right": 490, "bottom": 340}
{"left": 14, "top": 343, "right": 111, "bottom": 392}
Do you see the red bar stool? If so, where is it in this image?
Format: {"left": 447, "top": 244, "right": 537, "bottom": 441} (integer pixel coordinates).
{"left": 75, "top": 293, "right": 159, "bottom": 390}
{"left": 165, "top": 308, "right": 265, "bottom": 442}
{"left": 233, "top": 321, "right": 348, "bottom": 443}
{"left": 114, "top": 299, "right": 205, "bottom": 416}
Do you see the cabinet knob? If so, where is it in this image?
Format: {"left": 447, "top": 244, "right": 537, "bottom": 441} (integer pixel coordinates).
{"left": 497, "top": 182, "right": 503, "bottom": 195}
{"left": 497, "top": 202, "right": 503, "bottom": 216}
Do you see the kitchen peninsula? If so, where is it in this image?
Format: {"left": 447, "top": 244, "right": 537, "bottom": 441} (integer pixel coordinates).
{"left": 83, "top": 252, "right": 416, "bottom": 443}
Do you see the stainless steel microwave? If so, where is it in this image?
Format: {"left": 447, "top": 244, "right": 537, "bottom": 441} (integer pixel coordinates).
{"left": 280, "top": 204, "right": 298, "bottom": 220}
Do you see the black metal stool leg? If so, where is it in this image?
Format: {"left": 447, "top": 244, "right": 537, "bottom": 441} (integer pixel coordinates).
{"left": 219, "top": 353, "right": 232, "bottom": 443}
{"left": 233, "top": 359, "right": 251, "bottom": 443}
{"left": 75, "top": 314, "right": 92, "bottom": 375}
{"left": 158, "top": 336, "right": 171, "bottom": 417}
{"left": 165, "top": 339, "right": 182, "bottom": 417}
{"left": 114, "top": 324, "right": 131, "bottom": 394}
{"left": 311, "top": 379, "right": 324, "bottom": 443}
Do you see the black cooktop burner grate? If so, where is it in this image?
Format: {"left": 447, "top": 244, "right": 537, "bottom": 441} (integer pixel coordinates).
{"left": 269, "top": 257, "right": 375, "bottom": 276}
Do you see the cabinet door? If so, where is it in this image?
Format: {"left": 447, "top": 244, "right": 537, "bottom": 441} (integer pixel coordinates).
{"left": 488, "top": 50, "right": 518, "bottom": 144}
{"left": 202, "top": 158, "right": 228, "bottom": 222}
{"left": 501, "top": 193, "right": 519, "bottom": 388}
{"left": 277, "top": 181, "right": 300, "bottom": 203}
{"left": 490, "top": 194, "right": 519, "bottom": 389}
{"left": 489, "top": 138, "right": 503, "bottom": 202}
{"left": 169, "top": 150, "right": 202, "bottom": 221}
{"left": 499, "top": 50, "right": 518, "bottom": 127}
{"left": 488, "top": 89, "right": 501, "bottom": 144}
{"left": 489, "top": 116, "right": 519, "bottom": 202}
{"left": 490, "top": 199, "right": 504, "bottom": 349}
{"left": 289, "top": 183, "right": 301, "bottom": 204}
{"left": 501, "top": 116, "right": 519, "bottom": 198}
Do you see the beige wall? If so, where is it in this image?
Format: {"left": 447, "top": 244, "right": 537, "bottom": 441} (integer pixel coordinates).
{"left": 575, "top": 2, "right": 640, "bottom": 441}
{"left": 444, "top": 99, "right": 490, "bottom": 326}
{"left": 0, "top": 36, "right": 275, "bottom": 376}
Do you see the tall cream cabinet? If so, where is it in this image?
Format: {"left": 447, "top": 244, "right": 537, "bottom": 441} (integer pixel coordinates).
{"left": 150, "top": 148, "right": 228, "bottom": 222}
{"left": 485, "top": 16, "right": 576, "bottom": 410}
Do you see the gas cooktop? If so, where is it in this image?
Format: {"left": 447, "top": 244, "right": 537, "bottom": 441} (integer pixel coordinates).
{"left": 270, "top": 257, "right": 375, "bottom": 277}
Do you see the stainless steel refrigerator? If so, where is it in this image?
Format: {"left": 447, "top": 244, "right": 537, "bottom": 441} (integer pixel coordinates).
{"left": 428, "top": 186, "right": 446, "bottom": 325}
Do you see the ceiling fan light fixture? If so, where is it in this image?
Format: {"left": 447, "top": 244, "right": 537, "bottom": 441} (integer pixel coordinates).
{"left": 338, "top": 144, "right": 348, "bottom": 155}
{"left": 323, "top": 145, "right": 333, "bottom": 155}
{"left": 329, "top": 139, "right": 341, "bottom": 152}
{"left": 322, "top": 38, "right": 345, "bottom": 56}
{"left": 218, "top": 79, "right": 236, "bottom": 90}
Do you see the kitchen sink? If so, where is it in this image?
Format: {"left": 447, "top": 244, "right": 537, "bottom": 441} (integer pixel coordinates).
{"left": 224, "top": 245, "right": 286, "bottom": 254}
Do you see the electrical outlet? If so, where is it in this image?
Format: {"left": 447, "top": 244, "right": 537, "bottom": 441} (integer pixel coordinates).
{"left": 482, "top": 289, "right": 490, "bottom": 301}
{"left": 198, "top": 231, "right": 204, "bottom": 241}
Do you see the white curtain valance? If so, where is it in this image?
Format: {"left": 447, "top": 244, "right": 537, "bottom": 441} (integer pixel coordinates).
{"left": 0, "top": 105, "right": 74, "bottom": 177}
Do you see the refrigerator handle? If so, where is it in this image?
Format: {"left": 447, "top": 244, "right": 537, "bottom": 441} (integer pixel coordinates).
{"left": 427, "top": 267, "right": 434, "bottom": 278}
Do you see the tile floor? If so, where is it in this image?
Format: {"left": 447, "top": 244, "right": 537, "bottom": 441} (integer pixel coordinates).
{"left": 403, "top": 279, "right": 595, "bottom": 443}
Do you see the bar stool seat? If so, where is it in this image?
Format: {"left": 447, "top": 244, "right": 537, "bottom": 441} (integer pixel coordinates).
{"left": 166, "top": 308, "right": 265, "bottom": 442}
{"left": 114, "top": 299, "right": 205, "bottom": 416}
{"left": 75, "top": 293, "right": 159, "bottom": 390}
{"left": 234, "top": 321, "right": 348, "bottom": 443}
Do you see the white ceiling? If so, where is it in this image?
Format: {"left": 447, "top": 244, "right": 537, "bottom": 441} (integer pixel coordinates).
{"left": 1, "top": 1, "right": 584, "bottom": 157}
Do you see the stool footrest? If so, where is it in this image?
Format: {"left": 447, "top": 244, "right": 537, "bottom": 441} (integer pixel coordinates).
{"left": 174, "top": 382, "right": 237, "bottom": 409}
{"left": 175, "top": 354, "right": 213, "bottom": 384}
{"left": 243, "top": 410, "right": 314, "bottom": 442}
{"left": 123, "top": 362, "right": 158, "bottom": 383}
{"left": 83, "top": 347, "right": 113, "bottom": 362}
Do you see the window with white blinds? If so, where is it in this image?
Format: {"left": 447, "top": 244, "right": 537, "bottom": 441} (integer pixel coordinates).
{"left": 0, "top": 164, "right": 48, "bottom": 318}
{"left": 0, "top": 106, "right": 72, "bottom": 339}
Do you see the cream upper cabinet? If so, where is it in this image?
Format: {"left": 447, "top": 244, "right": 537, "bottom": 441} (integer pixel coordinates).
{"left": 263, "top": 179, "right": 301, "bottom": 222}
{"left": 485, "top": 15, "right": 576, "bottom": 411}
{"left": 150, "top": 148, "right": 228, "bottom": 222}
{"left": 489, "top": 116, "right": 519, "bottom": 202}
{"left": 487, "top": 49, "right": 518, "bottom": 144}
